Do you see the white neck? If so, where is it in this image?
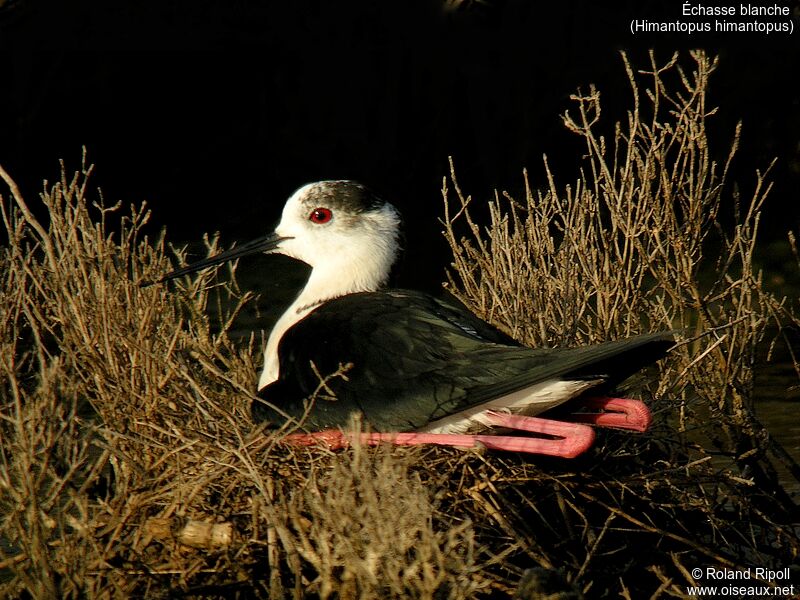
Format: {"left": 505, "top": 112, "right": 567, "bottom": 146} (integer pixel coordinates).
{"left": 258, "top": 218, "right": 399, "bottom": 390}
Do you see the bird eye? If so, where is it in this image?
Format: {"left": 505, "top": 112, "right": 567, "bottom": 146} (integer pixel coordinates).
{"left": 309, "top": 207, "right": 333, "bottom": 224}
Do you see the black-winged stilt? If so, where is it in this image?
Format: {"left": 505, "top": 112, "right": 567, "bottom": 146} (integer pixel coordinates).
{"left": 147, "top": 181, "right": 674, "bottom": 457}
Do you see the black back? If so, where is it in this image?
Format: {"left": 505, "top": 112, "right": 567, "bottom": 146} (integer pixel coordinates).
{"left": 254, "top": 290, "right": 674, "bottom": 431}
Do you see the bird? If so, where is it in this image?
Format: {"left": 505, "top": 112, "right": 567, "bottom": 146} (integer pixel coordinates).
{"left": 147, "top": 181, "right": 674, "bottom": 457}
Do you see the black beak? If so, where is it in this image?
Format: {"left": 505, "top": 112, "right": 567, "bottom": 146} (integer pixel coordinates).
{"left": 140, "top": 232, "right": 291, "bottom": 287}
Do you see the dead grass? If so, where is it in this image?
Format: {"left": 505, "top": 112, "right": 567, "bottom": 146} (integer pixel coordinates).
{"left": 0, "top": 159, "right": 483, "bottom": 598}
{"left": 1, "top": 50, "right": 798, "bottom": 598}
{"left": 442, "top": 50, "right": 800, "bottom": 505}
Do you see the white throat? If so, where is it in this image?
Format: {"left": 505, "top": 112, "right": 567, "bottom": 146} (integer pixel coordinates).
{"left": 258, "top": 203, "right": 400, "bottom": 390}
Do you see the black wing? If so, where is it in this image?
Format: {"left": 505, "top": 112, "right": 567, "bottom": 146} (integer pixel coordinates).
{"left": 254, "top": 290, "right": 674, "bottom": 431}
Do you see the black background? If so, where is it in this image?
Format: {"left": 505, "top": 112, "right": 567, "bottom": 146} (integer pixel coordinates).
{"left": 2, "top": 0, "right": 798, "bottom": 290}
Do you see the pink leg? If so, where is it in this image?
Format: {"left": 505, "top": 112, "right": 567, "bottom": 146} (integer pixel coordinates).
{"left": 481, "top": 411, "right": 596, "bottom": 457}
{"left": 567, "top": 396, "right": 652, "bottom": 432}
{"left": 280, "top": 397, "right": 649, "bottom": 457}
{"left": 283, "top": 421, "right": 595, "bottom": 458}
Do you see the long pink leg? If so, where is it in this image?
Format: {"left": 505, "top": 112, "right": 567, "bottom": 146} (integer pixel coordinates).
{"left": 283, "top": 413, "right": 596, "bottom": 459}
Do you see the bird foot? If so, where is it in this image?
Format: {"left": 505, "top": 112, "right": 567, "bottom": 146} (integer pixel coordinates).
{"left": 565, "top": 396, "right": 652, "bottom": 432}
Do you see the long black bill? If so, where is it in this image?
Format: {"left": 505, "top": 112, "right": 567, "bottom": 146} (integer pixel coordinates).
{"left": 140, "top": 232, "right": 292, "bottom": 287}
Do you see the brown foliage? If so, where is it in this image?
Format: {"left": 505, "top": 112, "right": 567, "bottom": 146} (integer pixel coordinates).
{"left": 1, "top": 51, "right": 798, "bottom": 598}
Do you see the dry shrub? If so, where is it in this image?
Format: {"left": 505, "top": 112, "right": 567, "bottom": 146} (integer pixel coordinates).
{"left": 442, "top": 50, "right": 800, "bottom": 592}
{"left": 0, "top": 50, "right": 798, "bottom": 599}
{"left": 0, "top": 156, "right": 259, "bottom": 597}
{"left": 262, "top": 429, "right": 480, "bottom": 599}
{"left": 0, "top": 158, "right": 481, "bottom": 598}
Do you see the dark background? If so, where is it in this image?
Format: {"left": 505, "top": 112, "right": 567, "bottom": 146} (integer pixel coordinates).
{"left": 1, "top": 0, "right": 799, "bottom": 291}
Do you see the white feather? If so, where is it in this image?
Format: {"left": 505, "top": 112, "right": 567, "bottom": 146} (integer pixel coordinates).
{"left": 418, "top": 379, "right": 600, "bottom": 434}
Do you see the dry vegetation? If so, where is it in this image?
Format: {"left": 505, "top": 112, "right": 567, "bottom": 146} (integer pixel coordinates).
{"left": 442, "top": 51, "right": 800, "bottom": 507}
{"left": 1, "top": 51, "right": 798, "bottom": 598}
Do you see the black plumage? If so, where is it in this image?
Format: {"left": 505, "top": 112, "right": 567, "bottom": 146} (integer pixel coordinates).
{"left": 254, "top": 289, "right": 674, "bottom": 431}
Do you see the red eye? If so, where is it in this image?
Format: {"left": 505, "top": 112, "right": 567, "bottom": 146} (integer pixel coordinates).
{"left": 309, "top": 207, "right": 333, "bottom": 224}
